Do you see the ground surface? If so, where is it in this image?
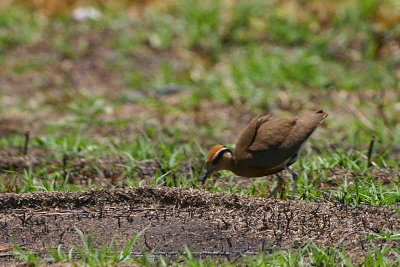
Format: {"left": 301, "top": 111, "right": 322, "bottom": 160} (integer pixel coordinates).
{"left": 0, "top": 186, "right": 399, "bottom": 264}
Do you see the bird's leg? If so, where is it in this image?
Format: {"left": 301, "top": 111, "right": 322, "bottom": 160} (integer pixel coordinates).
{"left": 278, "top": 171, "right": 286, "bottom": 198}
{"left": 285, "top": 167, "right": 298, "bottom": 199}
{"left": 266, "top": 173, "right": 284, "bottom": 198}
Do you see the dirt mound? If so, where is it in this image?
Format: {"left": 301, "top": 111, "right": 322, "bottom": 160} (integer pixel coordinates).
{"left": 0, "top": 186, "right": 399, "bottom": 263}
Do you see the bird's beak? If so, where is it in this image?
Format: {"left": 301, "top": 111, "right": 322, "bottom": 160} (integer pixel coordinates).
{"left": 201, "top": 168, "right": 215, "bottom": 185}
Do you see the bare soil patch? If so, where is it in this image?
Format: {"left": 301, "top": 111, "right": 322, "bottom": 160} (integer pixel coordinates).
{"left": 0, "top": 186, "right": 399, "bottom": 263}
{"left": 0, "top": 146, "right": 48, "bottom": 172}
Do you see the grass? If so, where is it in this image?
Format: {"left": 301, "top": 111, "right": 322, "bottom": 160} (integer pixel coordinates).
{"left": 11, "top": 228, "right": 400, "bottom": 266}
{"left": 1, "top": 0, "right": 400, "bottom": 265}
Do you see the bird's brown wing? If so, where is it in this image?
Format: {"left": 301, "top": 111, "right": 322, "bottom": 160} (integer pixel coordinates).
{"left": 234, "top": 115, "right": 296, "bottom": 167}
{"left": 234, "top": 111, "right": 327, "bottom": 169}
{"left": 281, "top": 110, "right": 327, "bottom": 150}
{"left": 233, "top": 115, "right": 273, "bottom": 159}
{"left": 245, "top": 117, "right": 297, "bottom": 168}
{"left": 248, "top": 117, "right": 297, "bottom": 152}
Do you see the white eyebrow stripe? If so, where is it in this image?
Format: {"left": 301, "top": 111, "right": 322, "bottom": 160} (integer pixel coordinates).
{"left": 212, "top": 148, "right": 231, "bottom": 161}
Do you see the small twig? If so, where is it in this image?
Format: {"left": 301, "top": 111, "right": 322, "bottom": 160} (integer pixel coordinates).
{"left": 58, "top": 231, "right": 65, "bottom": 244}
{"left": 0, "top": 253, "right": 16, "bottom": 257}
{"left": 226, "top": 238, "right": 233, "bottom": 248}
{"left": 367, "top": 136, "right": 376, "bottom": 168}
{"left": 143, "top": 234, "right": 153, "bottom": 250}
{"left": 0, "top": 250, "right": 259, "bottom": 259}
{"left": 355, "top": 152, "right": 377, "bottom": 167}
{"left": 22, "top": 131, "right": 30, "bottom": 156}
{"left": 377, "top": 90, "right": 390, "bottom": 128}
{"left": 62, "top": 154, "right": 69, "bottom": 184}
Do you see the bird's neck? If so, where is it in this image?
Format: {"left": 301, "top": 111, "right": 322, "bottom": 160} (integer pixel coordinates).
{"left": 218, "top": 152, "right": 236, "bottom": 172}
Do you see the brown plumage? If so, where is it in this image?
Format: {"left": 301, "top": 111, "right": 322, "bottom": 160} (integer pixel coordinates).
{"left": 202, "top": 110, "right": 328, "bottom": 198}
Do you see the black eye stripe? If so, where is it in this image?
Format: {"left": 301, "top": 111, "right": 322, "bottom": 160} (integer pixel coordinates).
{"left": 212, "top": 148, "right": 232, "bottom": 165}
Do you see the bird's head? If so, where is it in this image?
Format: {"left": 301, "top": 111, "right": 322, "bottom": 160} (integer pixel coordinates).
{"left": 201, "top": 145, "right": 233, "bottom": 184}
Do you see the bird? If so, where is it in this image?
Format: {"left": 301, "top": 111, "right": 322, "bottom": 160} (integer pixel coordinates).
{"left": 201, "top": 110, "right": 328, "bottom": 199}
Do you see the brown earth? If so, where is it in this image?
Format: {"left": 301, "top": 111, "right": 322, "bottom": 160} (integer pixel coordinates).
{"left": 0, "top": 186, "right": 399, "bottom": 264}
